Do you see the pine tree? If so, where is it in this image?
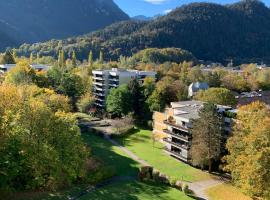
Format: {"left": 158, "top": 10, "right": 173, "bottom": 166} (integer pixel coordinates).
{"left": 88, "top": 50, "right": 93, "bottom": 75}
{"left": 71, "top": 51, "right": 77, "bottom": 67}
{"left": 58, "top": 50, "right": 65, "bottom": 68}
{"left": 30, "top": 53, "right": 34, "bottom": 64}
{"left": 99, "top": 50, "right": 104, "bottom": 64}
{"left": 191, "top": 103, "right": 223, "bottom": 172}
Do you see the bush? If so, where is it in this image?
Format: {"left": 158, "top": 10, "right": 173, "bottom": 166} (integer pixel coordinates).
{"left": 77, "top": 92, "right": 95, "bottom": 113}
{"left": 110, "top": 117, "right": 134, "bottom": 137}
{"left": 183, "top": 184, "right": 189, "bottom": 194}
{"left": 138, "top": 166, "right": 153, "bottom": 181}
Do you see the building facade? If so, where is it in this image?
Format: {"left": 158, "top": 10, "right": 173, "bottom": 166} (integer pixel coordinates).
{"left": 0, "top": 64, "right": 50, "bottom": 73}
{"left": 92, "top": 68, "right": 156, "bottom": 108}
{"left": 153, "top": 101, "right": 233, "bottom": 163}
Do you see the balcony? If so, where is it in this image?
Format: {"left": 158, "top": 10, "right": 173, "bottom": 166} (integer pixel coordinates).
{"left": 163, "top": 138, "right": 189, "bottom": 150}
{"left": 163, "top": 129, "right": 189, "bottom": 142}
{"left": 164, "top": 120, "right": 189, "bottom": 132}
{"left": 93, "top": 76, "right": 105, "bottom": 81}
{"left": 164, "top": 148, "right": 188, "bottom": 162}
{"left": 93, "top": 81, "right": 104, "bottom": 86}
{"left": 93, "top": 92, "right": 105, "bottom": 97}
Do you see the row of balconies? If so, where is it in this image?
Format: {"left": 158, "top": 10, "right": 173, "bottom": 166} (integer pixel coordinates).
{"left": 163, "top": 138, "right": 190, "bottom": 150}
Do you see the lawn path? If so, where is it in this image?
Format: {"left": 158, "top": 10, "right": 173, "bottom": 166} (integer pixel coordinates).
{"left": 187, "top": 178, "right": 226, "bottom": 200}
{"left": 103, "top": 134, "right": 150, "bottom": 167}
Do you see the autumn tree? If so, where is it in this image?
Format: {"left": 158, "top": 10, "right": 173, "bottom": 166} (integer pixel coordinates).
{"left": 4, "top": 60, "right": 36, "bottom": 85}
{"left": 0, "top": 50, "right": 16, "bottom": 64}
{"left": 191, "top": 103, "right": 223, "bottom": 172}
{"left": 194, "top": 88, "right": 237, "bottom": 106}
{"left": 224, "top": 102, "right": 270, "bottom": 199}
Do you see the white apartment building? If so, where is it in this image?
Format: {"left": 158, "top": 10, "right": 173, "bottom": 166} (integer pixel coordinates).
{"left": 0, "top": 64, "right": 50, "bottom": 73}
{"left": 92, "top": 68, "right": 156, "bottom": 108}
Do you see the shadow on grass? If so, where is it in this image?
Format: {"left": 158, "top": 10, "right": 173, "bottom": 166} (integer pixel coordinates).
{"left": 84, "top": 180, "right": 180, "bottom": 200}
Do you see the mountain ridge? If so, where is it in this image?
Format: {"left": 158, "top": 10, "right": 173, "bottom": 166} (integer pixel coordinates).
{"left": 15, "top": 0, "right": 270, "bottom": 64}
{"left": 0, "top": 0, "right": 129, "bottom": 50}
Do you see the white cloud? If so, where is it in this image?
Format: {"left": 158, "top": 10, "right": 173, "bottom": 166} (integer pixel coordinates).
{"left": 144, "top": 0, "right": 169, "bottom": 5}
{"left": 164, "top": 9, "right": 172, "bottom": 14}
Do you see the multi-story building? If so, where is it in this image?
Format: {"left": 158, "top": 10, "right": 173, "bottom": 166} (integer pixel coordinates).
{"left": 153, "top": 100, "right": 233, "bottom": 163}
{"left": 92, "top": 68, "right": 156, "bottom": 108}
{"left": 0, "top": 64, "right": 50, "bottom": 73}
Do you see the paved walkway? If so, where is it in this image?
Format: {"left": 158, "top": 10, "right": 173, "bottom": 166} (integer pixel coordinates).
{"left": 188, "top": 178, "right": 225, "bottom": 200}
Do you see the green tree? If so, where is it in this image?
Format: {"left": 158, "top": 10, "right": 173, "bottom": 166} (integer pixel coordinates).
{"left": 224, "top": 102, "right": 270, "bottom": 199}
{"left": 194, "top": 88, "right": 237, "bottom": 106}
{"left": 99, "top": 50, "right": 104, "bottom": 64}
{"left": 128, "top": 78, "right": 145, "bottom": 120}
{"left": 88, "top": 50, "right": 93, "bottom": 75}
{"left": 58, "top": 50, "right": 65, "bottom": 68}
{"left": 71, "top": 50, "right": 77, "bottom": 67}
{"left": 30, "top": 52, "right": 34, "bottom": 64}
{"left": 106, "top": 84, "right": 132, "bottom": 117}
{"left": 191, "top": 103, "right": 223, "bottom": 172}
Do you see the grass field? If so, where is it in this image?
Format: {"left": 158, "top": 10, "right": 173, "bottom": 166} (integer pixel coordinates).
{"left": 15, "top": 131, "right": 192, "bottom": 200}
{"left": 116, "top": 128, "right": 211, "bottom": 182}
{"left": 206, "top": 183, "right": 252, "bottom": 200}
{"left": 81, "top": 180, "right": 192, "bottom": 200}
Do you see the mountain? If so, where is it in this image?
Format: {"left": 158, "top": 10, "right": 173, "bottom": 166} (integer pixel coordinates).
{"left": 15, "top": 0, "right": 270, "bottom": 64}
{"left": 0, "top": 0, "right": 129, "bottom": 50}
{"left": 132, "top": 15, "right": 153, "bottom": 21}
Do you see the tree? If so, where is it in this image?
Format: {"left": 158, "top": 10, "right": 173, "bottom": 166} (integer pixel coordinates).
{"left": 30, "top": 52, "right": 34, "bottom": 64}
{"left": 4, "top": 60, "right": 36, "bottom": 85}
{"left": 194, "top": 88, "right": 237, "bottom": 106}
{"left": 0, "top": 85, "right": 89, "bottom": 191}
{"left": 106, "top": 84, "right": 132, "bottom": 117}
{"left": 224, "top": 102, "right": 270, "bottom": 199}
{"left": 71, "top": 50, "right": 77, "bottom": 67}
{"left": 191, "top": 103, "right": 223, "bottom": 172}
{"left": 128, "top": 79, "right": 145, "bottom": 120}
{"left": 0, "top": 51, "right": 16, "bottom": 64}
{"left": 58, "top": 50, "right": 65, "bottom": 68}
{"left": 143, "top": 77, "right": 156, "bottom": 98}
{"left": 99, "top": 50, "right": 104, "bottom": 64}
{"left": 147, "top": 77, "right": 185, "bottom": 112}
{"left": 221, "top": 73, "right": 248, "bottom": 92}
{"left": 76, "top": 92, "right": 95, "bottom": 113}
{"left": 88, "top": 50, "right": 93, "bottom": 75}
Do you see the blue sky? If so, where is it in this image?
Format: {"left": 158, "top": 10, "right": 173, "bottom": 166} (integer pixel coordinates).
{"left": 114, "top": 0, "right": 270, "bottom": 17}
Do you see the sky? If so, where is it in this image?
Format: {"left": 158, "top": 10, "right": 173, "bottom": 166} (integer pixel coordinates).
{"left": 114, "top": 0, "right": 270, "bottom": 17}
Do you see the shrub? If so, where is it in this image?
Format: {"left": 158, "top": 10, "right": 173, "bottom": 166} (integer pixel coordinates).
{"left": 77, "top": 92, "right": 95, "bottom": 113}
{"left": 183, "top": 184, "right": 189, "bottom": 194}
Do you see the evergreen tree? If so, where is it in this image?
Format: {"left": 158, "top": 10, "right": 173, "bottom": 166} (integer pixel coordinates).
{"left": 99, "top": 50, "right": 104, "bottom": 64}
{"left": 12, "top": 49, "right": 17, "bottom": 61}
{"left": 191, "top": 103, "right": 223, "bottom": 172}
{"left": 58, "top": 50, "right": 65, "bottom": 68}
{"left": 30, "top": 52, "right": 34, "bottom": 64}
{"left": 71, "top": 50, "right": 77, "bottom": 67}
{"left": 128, "top": 78, "right": 145, "bottom": 120}
{"left": 88, "top": 51, "right": 93, "bottom": 74}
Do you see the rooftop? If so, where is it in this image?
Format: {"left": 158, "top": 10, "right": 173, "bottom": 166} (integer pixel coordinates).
{"left": 170, "top": 101, "right": 232, "bottom": 120}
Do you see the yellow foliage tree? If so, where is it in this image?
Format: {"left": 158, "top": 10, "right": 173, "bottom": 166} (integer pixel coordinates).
{"left": 224, "top": 101, "right": 270, "bottom": 199}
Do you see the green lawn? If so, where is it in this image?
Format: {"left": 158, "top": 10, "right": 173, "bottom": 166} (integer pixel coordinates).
{"left": 15, "top": 131, "right": 192, "bottom": 200}
{"left": 116, "top": 128, "right": 211, "bottom": 182}
{"left": 81, "top": 180, "right": 192, "bottom": 200}
{"left": 206, "top": 183, "right": 252, "bottom": 200}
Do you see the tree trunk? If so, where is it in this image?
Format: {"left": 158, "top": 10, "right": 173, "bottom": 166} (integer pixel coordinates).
{"left": 208, "top": 158, "right": 212, "bottom": 173}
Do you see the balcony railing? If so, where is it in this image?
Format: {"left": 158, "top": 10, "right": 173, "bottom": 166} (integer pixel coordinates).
{"left": 93, "top": 76, "right": 105, "bottom": 80}
{"left": 164, "top": 148, "right": 188, "bottom": 161}
{"left": 163, "top": 129, "right": 189, "bottom": 142}
{"left": 93, "top": 92, "right": 105, "bottom": 97}
{"left": 164, "top": 120, "right": 189, "bottom": 132}
{"left": 163, "top": 138, "right": 189, "bottom": 150}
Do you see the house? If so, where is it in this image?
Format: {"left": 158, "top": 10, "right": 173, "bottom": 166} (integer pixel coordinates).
{"left": 92, "top": 68, "right": 156, "bottom": 108}
{"left": 153, "top": 100, "right": 233, "bottom": 163}
{"left": 188, "top": 82, "right": 209, "bottom": 97}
